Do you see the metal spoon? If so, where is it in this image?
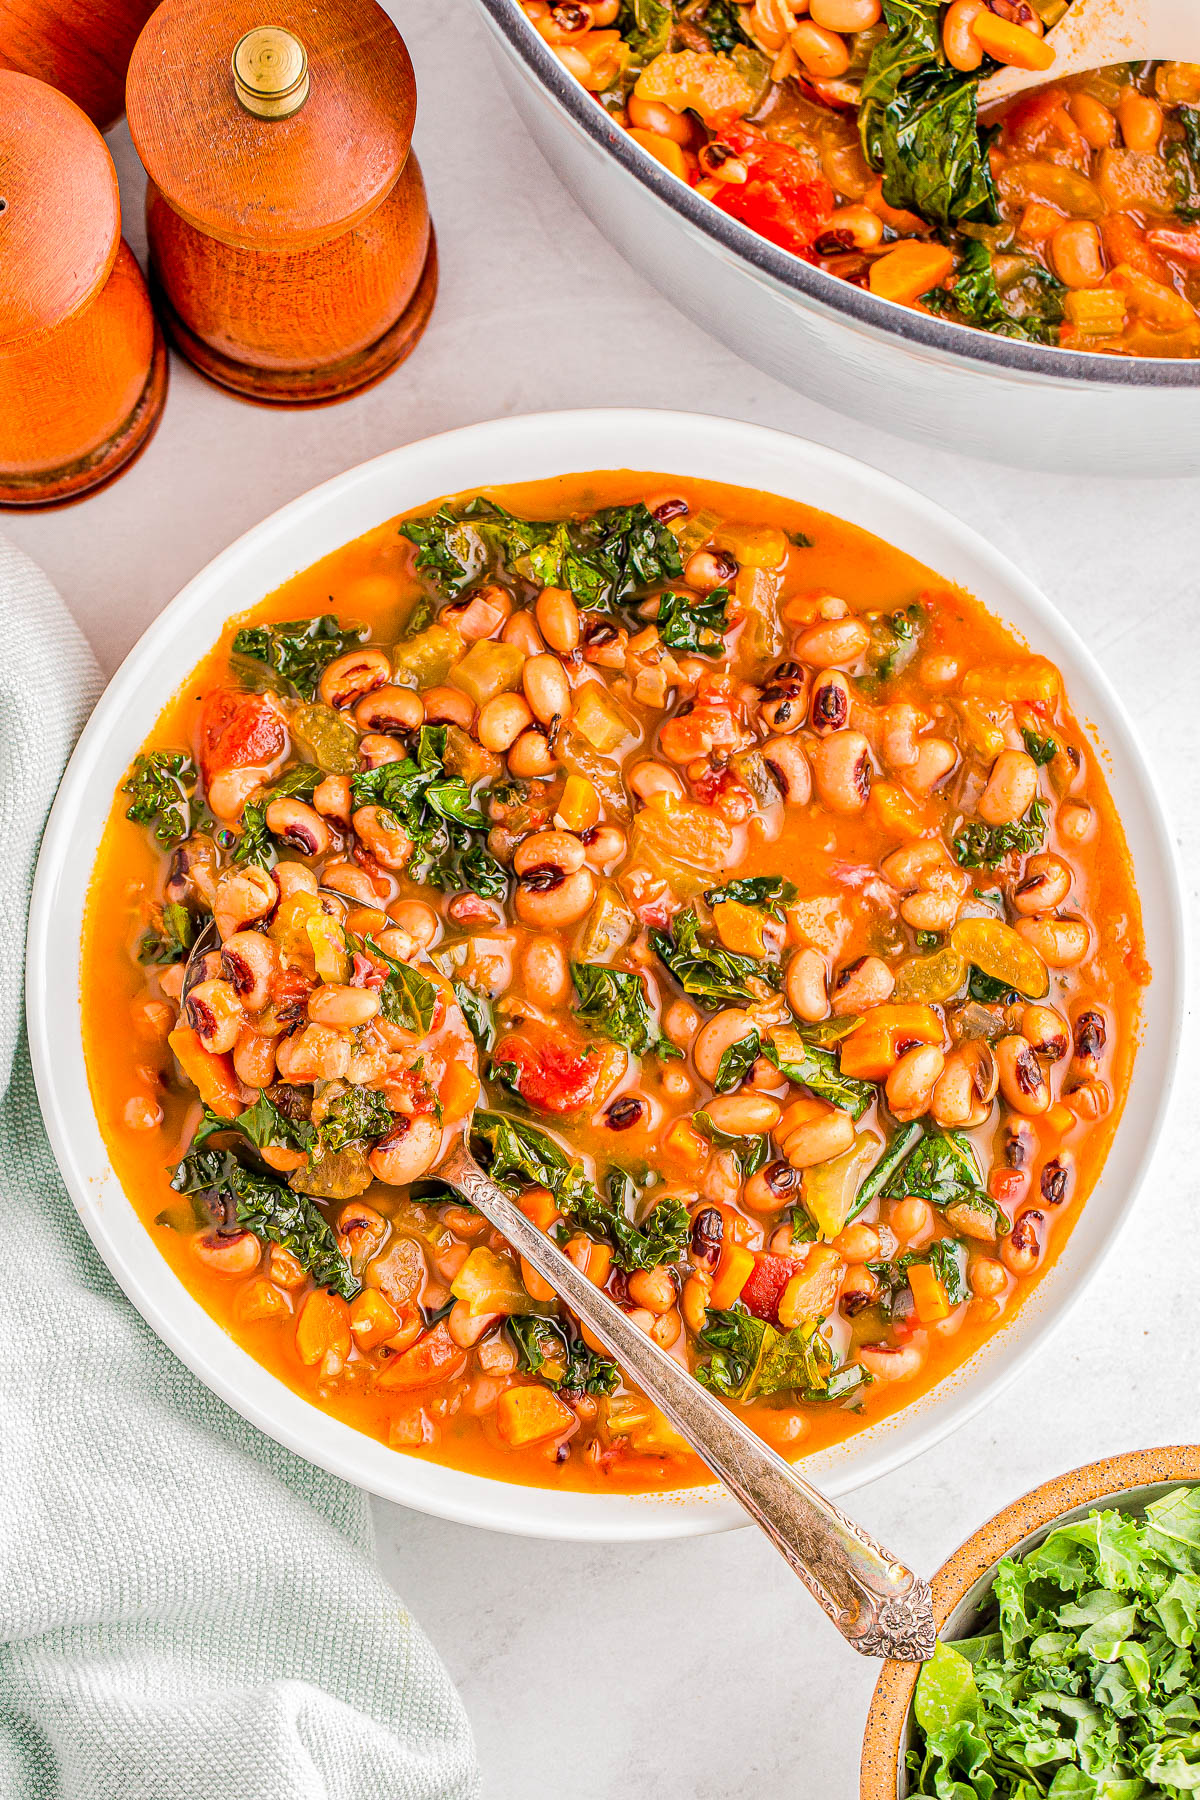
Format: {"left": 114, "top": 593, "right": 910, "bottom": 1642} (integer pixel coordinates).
{"left": 978, "top": 0, "right": 1199, "bottom": 109}
{"left": 184, "top": 901, "right": 933, "bottom": 1658}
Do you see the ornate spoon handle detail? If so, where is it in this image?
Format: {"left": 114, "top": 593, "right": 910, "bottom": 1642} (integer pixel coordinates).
{"left": 438, "top": 1138, "right": 935, "bottom": 1661}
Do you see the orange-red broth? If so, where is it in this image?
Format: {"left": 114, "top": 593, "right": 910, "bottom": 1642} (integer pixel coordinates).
{"left": 81, "top": 473, "right": 1147, "bottom": 1492}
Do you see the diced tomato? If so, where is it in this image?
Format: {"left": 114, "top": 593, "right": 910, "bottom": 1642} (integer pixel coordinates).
{"left": 493, "top": 1020, "right": 598, "bottom": 1115}
{"left": 1147, "top": 226, "right": 1200, "bottom": 267}
{"left": 196, "top": 688, "right": 286, "bottom": 784}
{"left": 739, "top": 1252, "right": 798, "bottom": 1324}
{"left": 989, "top": 1169, "right": 1028, "bottom": 1206}
{"left": 376, "top": 1321, "right": 468, "bottom": 1391}
{"left": 1103, "top": 214, "right": 1170, "bottom": 282}
{"left": 710, "top": 124, "right": 834, "bottom": 263}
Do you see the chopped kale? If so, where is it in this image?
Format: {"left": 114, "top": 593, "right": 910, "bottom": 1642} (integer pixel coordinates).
{"left": 711, "top": 1031, "right": 763, "bottom": 1095}
{"left": 697, "top": 1306, "right": 868, "bottom": 1403}
{"left": 562, "top": 1167, "right": 691, "bottom": 1274}
{"left": 650, "top": 908, "right": 781, "bottom": 1009}
{"left": 231, "top": 615, "right": 367, "bottom": 702}
{"left": 693, "top": 1110, "right": 771, "bottom": 1179}
{"left": 848, "top": 1119, "right": 924, "bottom": 1221}
{"left": 471, "top": 1110, "right": 597, "bottom": 1215}
{"left": 361, "top": 935, "right": 439, "bottom": 1033}
{"left": 570, "top": 962, "right": 679, "bottom": 1060}
{"left": 453, "top": 982, "right": 495, "bottom": 1054}
{"left": 317, "top": 1086, "right": 395, "bottom": 1154}
{"left": 122, "top": 751, "right": 197, "bottom": 847}
{"left": 869, "top": 604, "right": 925, "bottom": 681}
{"left": 704, "top": 875, "right": 797, "bottom": 920}
{"left": 265, "top": 762, "right": 323, "bottom": 801}
{"left": 953, "top": 797, "right": 1049, "bottom": 868}
{"left": 190, "top": 1091, "right": 316, "bottom": 1159}
{"left": 507, "top": 1315, "right": 620, "bottom": 1397}
{"left": 1168, "top": 106, "right": 1200, "bottom": 220}
{"left": 697, "top": 0, "right": 750, "bottom": 52}
{"left": 968, "top": 966, "right": 1018, "bottom": 1004}
{"left": 653, "top": 586, "right": 730, "bottom": 656}
{"left": 923, "top": 1235, "right": 970, "bottom": 1305}
{"left": 1020, "top": 725, "right": 1058, "bottom": 766}
{"left": 859, "top": 0, "right": 999, "bottom": 229}
{"left": 788, "top": 530, "right": 814, "bottom": 548}
{"left": 923, "top": 240, "right": 1065, "bottom": 345}
{"left": 763, "top": 1030, "right": 876, "bottom": 1120}
{"left": 231, "top": 801, "right": 273, "bottom": 868}
{"left": 171, "top": 1147, "right": 357, "bottom": 1297}
{"left": 137, "top": 901, "right": 196, "bottom": 965}
{"left": 351, "top": 725, "right": 508, "bottom": 899}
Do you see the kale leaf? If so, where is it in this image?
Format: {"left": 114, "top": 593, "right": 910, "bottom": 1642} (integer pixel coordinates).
{"left": 953, "top": 797, "right": 1048, "bottom": 868}
{"left": 848, "top": 1119, "right": 924, "bottom": 1221}
{"left": 617, "top": 0, "right": 673, "bottom": 63}
{"left": 570, "top": 962, "right": 679, "bottom": 1059}
{"left": 122, "top": 751, "right": 197, "bottom": 847}
{"left": 171, "top": 1147, "right": 358, "bottom": 1297}
{"left": 191, "top": 1091, "right": 316, "bottom": 1159}
{"left": 697, "top": 0, "right": 751, "bottom": 51}
{"left": 361, "top": 935, "right": 439, "bottom": 1034}
{"left": 653, "top": 587, "right": 730, "bottom": 656}
{"left": 317, "top": 1085, "right": 395, "bottom": 1154}
{"left": 231, "top": 801, "right": 274, "bottom": 868}
{"left": 650, "top": 908, "right": 781, "bottom": 1009}
{"left": 1168, "top": 106, "right": 1200, "bottom": 221}
{"left": 565, "top": 1168, "right": 691, "bottom": 1274}
{"left": 454, "top": 981, "right": 495, "bottom": 1054}
{"left": 704, "top": 875, "right": 797, "bottom": 919}
{"left": 507, "top": 1315, "right": 620, "bottom": 1396}
{"left": 1020, "top": 725, "right": 1058, "bottom": 766}
{"left": 231, "top": 615, "right": 367, "bottom": 702}
{"left": 693, "top": 1110, "right": 771, "bottom": 1178}
{"left": 923, "top": 240, "right": 1065, "bottom": 345}
{"left": 711, "top": 1030, "right": 763, "bottom": 1095}
{"left": 882, "top": 1128, "right": 1007, "bottom": 1236}
{"left": 698, "top": 1306, "right": 869, "bottom": 1403}
{"left": 351, "top": 725, "right": 508, "bottom": 899}
{"left": 859, "top": 0, "right": 999, "bottom": 229}
{"left": 137, "top": 901, "right": 196, "bottom": 965}
{"left": 471, "top": 1110, "right": 596, "bottom": 1214}
{"left": 763, "top": 1028, "right": 877, "bottom": 1119}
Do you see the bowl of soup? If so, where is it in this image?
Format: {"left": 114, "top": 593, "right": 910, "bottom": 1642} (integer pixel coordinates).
{"left": 27, "top": 409, "right": 1183, "bottom": 1538}
{"left": 473, "top": 2, "right": 1200, "bottom": 473}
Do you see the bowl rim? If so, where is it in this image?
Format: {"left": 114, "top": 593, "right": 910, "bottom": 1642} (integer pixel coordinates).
{"left": 860, "top": 1444, "right": 1200, "bottom": 1800}
{"left": 25, "top": 405, "right": 1188, "bottom": 1541}
{"left": 474, "top": 0, "right": 1200, "bottom": 390}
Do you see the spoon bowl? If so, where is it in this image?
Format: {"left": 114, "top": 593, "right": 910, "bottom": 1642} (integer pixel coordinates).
{"left": 978, "top": 0, "right": 1200, "bottom": 108}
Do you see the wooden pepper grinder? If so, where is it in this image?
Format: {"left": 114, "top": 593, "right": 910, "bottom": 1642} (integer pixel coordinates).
{"left": 0, "top": 0, "right": 160, "bottom": 131}
{"left": 126, "top": 0, "right": 437, "bottom": 405}
{"left": 0, "top": 70, "right": 167, "bottom": 507}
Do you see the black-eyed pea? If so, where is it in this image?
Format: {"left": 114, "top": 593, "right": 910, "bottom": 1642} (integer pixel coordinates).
{"left": 477, "top": 692, "right": 534, "bottom": 752}
{"left": 652, "top": 1308, "right": 682, "bottom": 1349}
{"left": 208, "top": 765, "right": 271, "bottom": 822}
{"left": 1057, "top": 800, "right": 1094, "bottom": 845}
{"left": 354, "top": 684, "right": 424, "bottom": 735}
{"left": 123, "top": 1093, "right": 163, "bottom": 1131}
{"left": 507, "top": 726, "right": 556, "bottom": 779}
{"left": 1011, "top": 853, "right": 1072, "bottom": 916}
{"left": 132, "top": 995, "right": 176, "bottom": 1043}
{"left": 309, "top": 984, "right": 381, "bottom": 1028}
{"left": 809, "top": 669, "right": 850, "bottom": 736}
{"left": 839, "top": 1267, "right": 878, "bottom": 1316}
{"left": 535, "top": 586, "right": 580, "bottom": 653}
{"left": 368, "top": 1112, "right": 441, "bottom": 1185}
{"left": 907, "top": 737, "right": 957, "bottom": 793}
{"left": 681, "top": 1272, "right": 712, "bottom": 1336}
{"left": 513, "top": 829, "right": 585, "bottom": 877}
{"left": 522, "top": 653, "right": 572, "bottom": 726}
{"left": 758, "top": 662, "right": 809, "bottom": 733}
{"left": 660, "top": 1064, "right": 692, "bottom": 1101}
{"left": 274, "top": 862, "right": 318, "bottom": 900}
{"left": 312, "top": 775, "right": 352, "bottom": 825}
{"left": 785, "top": 947, "right": 828, "bottom": 1022}
{"left": 213, "top": 865, "right": 278, "bottom": 940}
{"left": 338, "top": 1201, "right": 388, "bottom": 1269}
{"left": 899, "top": 886, "right": 960, "bottom": 933}
{"left": 702, "top": 1093, "right": 782, "bottom": 1136}
{"left": 192, "top": 1229, "right": 261, "bottom": 1275}
{"left": 918, "top": 651, "right": 959, "bottom": 686}
{"left": 1067, "top": 1079, "right": 1110, "bottom": 1123}
{"left": 627, "top": 1265, "right": 678, "bottom": 1314}
{"left": 977, "top": 749, "right": 1039, "bottom": 825}
{"left": 580, "top": 822, "right": 627, "bottom": 868}
{"left": 1020, "top": 1003, "right": 1069, "bottom": 1061}
{"left": 220, "top": 930, "right": 279, "bottom": 1012}
{"left": 889, "top": 1195, "right": 933, "bottom": 1244}
{"left": 501, "top": 610, "right": 544, "bottom": 657}
{"left": 318, "top": 647, "right": 390, "bottom": 710}
{"left": 782, "top": 1104, "right": 855, "bottom": 1169}
{"left": 448, "top": 1300, "right": 503, "bottom": 1349}
{"left": 352, "top": 805, "right": 413, "bottom": 871}
{"left": 692, "top": 1007, "right": 757, "bottom": 1085}
{"left": 795, "top": 617, "right": 869, "bottom": 667}
{"left": 358, "top": 734, "right": 407, "bottom": 770}
{"left": 421, "top": 685, "right": 475, "bottom": 731}
{"left": 233, "top": 1026, "right": 277, "bottom": 1089}
{"left": 831, "top": 1222, "right": 880, "bottom": 1262}
{"left": 830, "top": 953, "right": 894, "bottom": 1015}
{"left": 996, "top": 1034, "right": 1051, "bottom": 1115}
{"left": 663, "top": 998, "right": 701, "bottom": 1048}
{"left": 858, "top": 1341, "right": 924, "bottom": 1381}
{"left": 1039, "top": 1152, "right": 1074, "bottom": 1207}
{"left": 886, "top": 1044, "right": 945, "bottom": 1121}
{"left": 389, "top": 899, "right": 440, "bottom": 949}
{"left": 762, "top": 734, "right": 812, "bottom": 804}
{"left": 1014, "top": 914, "right": 1090, "bottom": 968}
{"left": 184, "top": 978, "right": 244, "bottom": 1054}
{"left": 743, "top": 1158, "right": 804, "bottom": 1212}
{"left": 684, "top": 547, "right": 737, "bottom": 592}
{"left": 1000, "top": 1208, "right": 1044, "bottom": 1275}
{"left": 968, "top": 1254, "right": 1008, "bottom": 1298}
{"left": 521, "top": 935, "right": 571, "bottom": 1007}
{"left": 514, "top": 865, "right": 595, "bottom": 928}
{"left": 1072, "top": 1008, "right": 1106, "bottom": 1075}
{"left": 276, "top": 1023, "right": 352, "bottom": 1083}
{"left": 879, "top": 703, "right": 923, "bottom": 771}
{"left": 628, "top": 760, "right": 684, "bottom": 802}
{"left": 810, "top": 730, "right": 873, "bottom": 814}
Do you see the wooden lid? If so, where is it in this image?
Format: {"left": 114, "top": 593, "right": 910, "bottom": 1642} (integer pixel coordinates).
{"left": 0, "top": 70, "right": 121, "bottom": 345}
{"left": 126, "top": 0, "right": 417, "bottom": 251}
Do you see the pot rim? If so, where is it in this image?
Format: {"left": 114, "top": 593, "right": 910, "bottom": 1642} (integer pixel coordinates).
{"left": 475, "top": 0, "right": 1200, "bottom": 391}
{"left": 860, "top": 1444, "right": 1200, "bottom": 1800}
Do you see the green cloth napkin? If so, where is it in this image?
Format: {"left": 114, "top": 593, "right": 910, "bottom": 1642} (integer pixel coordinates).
{"left": 0, "top": 536, "right": 480, "bottom": 1800}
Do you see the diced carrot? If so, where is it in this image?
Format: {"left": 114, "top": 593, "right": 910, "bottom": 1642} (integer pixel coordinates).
{"left": 907, "top": 1262, "right": 952, "bottom": 1324}
{"left": 1045, "top": 1102, "right": 1076, "bottom": 1136}
{"left": 237, "top": 1278, "right": 290, "bottom": 1323}
{"left": 518, "top": 1256, "right": 557, "bottom": 1306}
{"left": 496, "top": 1385, "right": 574, "bottom": 1448}
{"left": 777, "top": 1246, "right": 846, "bottom": 1330}
{"left": 350, "top": 1288, "right": 400, "bottom": 1351}
{"left": 971, "top": 11, "right": 1054, "bottom": 70}
{"left": 555, "top": 773, "right": 600, "bottom": 834}
{"left": 869, "top": 241, "right": 955, "bottom": 307}
{"left": 838, "top": 1003, "right": 944, "bottom": 1081}
{"left": 868, "top": 781, "right": 933, "bottom": 840}
{"left": 344, "top": 905, "right": 388, "bottom": 937}
{"left": 710, "top": 1241, "right": 755, "bottom": 1309}
{"left": 375, "top": 1321, "right": 468, "bottom": 1390}
{"left": 711, "top": 898, "right": 767, "bottom": 957}
{"left": 518, "top": 1185, "right": 560, "bottom": 1231}
{"left": 167, "top": 1025, "right": 242, "bottom": 1117}
{"left": 663, "top": 1117, "right": 710, "bottom": 1173}
{"left": 584, "top": 1240, "right": 613, "bottom": 1288}
{"left": 628, "top": 128, "right": 691, "bottom": 182}
{"left": 439, "top": 1062, "right": 481, "bottom": 1126}
{"left": 1017, "top": 201, "right": 1063, "bottom": 244}
{"left": 295, "top": 1290, "right": 352, "bottom": 1373}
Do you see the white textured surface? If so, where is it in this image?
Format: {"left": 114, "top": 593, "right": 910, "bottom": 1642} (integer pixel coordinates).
{"left": 6, "top": 4, "right": 1198, "bottom": 1794}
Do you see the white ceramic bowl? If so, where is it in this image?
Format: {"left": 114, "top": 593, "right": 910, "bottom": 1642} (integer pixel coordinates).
{"left": 474, "top": 1, "right": 1200, "bottom": 476}
{"left": 27, "top": 409, "right": 1185, "bottom": 1540}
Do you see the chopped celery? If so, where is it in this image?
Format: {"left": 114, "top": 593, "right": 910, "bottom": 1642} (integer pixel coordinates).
{"left": 391, "top": 623, "right": 465, "bottom": 689}
{"left": 573, "top": 682, "right": 637, "bottom": 754}
{"left": 574, "top": 883, "right": 636, "bottom": 962}
{"left": 441, "top": 722, "right": 502, "bottom": 787}
{"left": 290, "top": 705, "right": 359, "bottom": 774}
{"left": 559, "top": 729, "right": 632, "bottom": 821}
{"left": 447, "top": 640, "right": 525, "bottom": 706}
{"left": 802, "top": 1132, "right": 883, "bottom": 1239}
{"left": 450, "top": 1247, "right": 538, "bottom": 1316}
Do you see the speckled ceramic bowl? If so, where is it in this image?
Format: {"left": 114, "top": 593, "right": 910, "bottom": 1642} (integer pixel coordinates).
{"left": 860, "top": 1445, "right": 1200, "bottom": 1799}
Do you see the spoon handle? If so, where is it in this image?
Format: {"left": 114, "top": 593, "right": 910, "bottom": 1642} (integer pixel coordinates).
{"left": 439, "top": 1139, "right": 935, "bottom": 1661}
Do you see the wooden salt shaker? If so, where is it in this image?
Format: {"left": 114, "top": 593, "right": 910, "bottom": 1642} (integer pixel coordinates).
{"left": 126, "top": 0, "right": 438, "bottom": 405}
{"left": 0, "top": 70, "right": 167, "bottom": 507}
{"left": 0, "top": 0, "right": 160, "bottom": 130}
